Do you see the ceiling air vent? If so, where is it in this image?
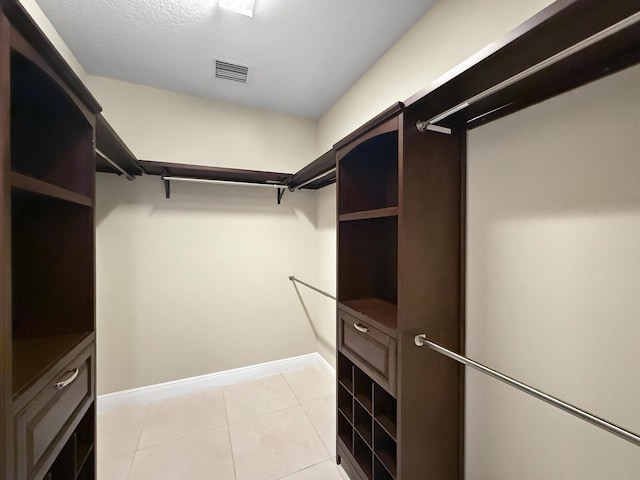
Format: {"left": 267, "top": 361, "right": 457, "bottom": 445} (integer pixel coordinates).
{"left": 215, "top": 60, "right": 249, "bottom": 83}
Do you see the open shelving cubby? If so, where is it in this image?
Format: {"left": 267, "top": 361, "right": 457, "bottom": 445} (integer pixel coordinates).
{"left": 337, "top": 354, "right": 398, "bottom": 480}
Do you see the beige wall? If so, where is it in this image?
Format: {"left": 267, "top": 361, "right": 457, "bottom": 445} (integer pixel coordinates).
{"left": 89, "top": 77, "right": 321, "bottom": 394}
{"left": 466, "top": 64, "right": 640, "bottom": 478}
{"left": 317, "top": 0, "right": 554, "bottom": 151}
{"left": 20, "top": 0, "right": 88, "bottom": 81}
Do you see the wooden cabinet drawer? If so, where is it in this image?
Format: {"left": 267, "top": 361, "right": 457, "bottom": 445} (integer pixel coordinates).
{"left": 14, "top": 344, "right": 94, "bottom": 480}
{"left": 339, "top": 310, "right": 396, "bottom": 396}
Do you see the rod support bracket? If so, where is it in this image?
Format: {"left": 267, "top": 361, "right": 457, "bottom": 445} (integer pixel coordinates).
{"left": 162, "top": 168, "right": 171, "bottom": 199}
{"left": 277, "top": 187, "right": 285, "bottom": 204}
{"left": 414, "top": 334, "right": 428, "bottom": 347}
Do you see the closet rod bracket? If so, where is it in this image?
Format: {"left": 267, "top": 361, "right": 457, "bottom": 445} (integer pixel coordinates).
{"left": 277, "top": 187, "right": 285, "bottom": 204}
{"left": 162, "top": 169, "right": 171, "bottom": 198}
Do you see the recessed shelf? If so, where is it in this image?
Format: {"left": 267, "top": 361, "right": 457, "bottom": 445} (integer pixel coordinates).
{"left": 339, "top": 207, "right": 398, "bottom": 222}
{"left": 11, "top": 52, "right": 94, "bottom": 197}
{"left": 340, "top": 299, "right": 397, "bottom": 335}
{"left": 12, "top": 332, "right": 91, "bottom": 398}
{"left": 12, "top": 172, "right": 93, "bottom": 206}
{"left": 338, "top": 130, "right": 398, "bottom": 215}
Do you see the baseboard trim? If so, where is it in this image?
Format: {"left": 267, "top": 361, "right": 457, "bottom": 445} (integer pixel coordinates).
{"left": 97, "top": 352, "right": 335, "bottom": 413}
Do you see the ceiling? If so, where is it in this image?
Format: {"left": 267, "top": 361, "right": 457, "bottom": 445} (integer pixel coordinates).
{"left": 35, "top": 0, "right": 437, "bottom": 118}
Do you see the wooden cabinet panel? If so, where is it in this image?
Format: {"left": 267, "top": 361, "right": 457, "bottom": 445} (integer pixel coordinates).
{"left": 14, "top": 345, "right": 93, "bottom": 480}
{"left": 339, "top": 309, "right": 397, "bottom": 397}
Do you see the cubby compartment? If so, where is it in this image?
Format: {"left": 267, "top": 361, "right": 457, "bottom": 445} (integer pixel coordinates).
{"left": 338, "top": 353, "right": 354, "bottom": 392}
{"left": 46, "top": 404, "right": 95, "bottom": 480}
{"left": 338, "top": 131, "right": 398, "bottom": 215}
{"left": 11, "top": 190, "right": 94, "bottom": 396}
{"left": 354, "top": 368, "right": 373, "bottom": 413}
{"left": 338, "top": 410, "right": 353, "bottom": 453}
{"left": 374, "top": 423, "right": 397, "bottom": 478}
{"left": 10, "top": 52, "right": 94, "bottom": 197}
{"left": 338, "top": 216, "right": 398, "bottom": 329}
{"left": 373, "top": 457, "right": 395, "bottom": 480}
{"left": 338, "top": 383, "right": 353, "bottom": 422}
{"left": 354, "top": 401, "right": 373, "bottom": 447}
{"left": 353, "top": 433, "right": 373, "bottom": 479}
{"left": 75, "top": 403, "right": 95, "bottom": 477}
{"left": 374, "top": 384, "right": 397, "bottom": 440}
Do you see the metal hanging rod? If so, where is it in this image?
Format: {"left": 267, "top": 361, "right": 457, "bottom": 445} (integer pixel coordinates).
{"left": 416, "top": 11, "right": 640, "bottom": 135}
{"left": 294, "top": 168, "right": 336, "bottom": 191}
{"left": 288, "top": 276, "right": 336, "bottom": 301}
{"left": 414, "top": 334, "right": 640, "bottom": 447}
{"left": 96, "top": 148, "right": 135, "bottom": 181}
{"left": 161, "top": 176, "right": 286, "bottom": 189}
{"left": 161, "top": 176, "right": 287, "bottom": 203}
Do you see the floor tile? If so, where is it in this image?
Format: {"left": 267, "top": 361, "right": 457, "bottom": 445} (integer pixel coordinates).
{"left": 302, "top": 395, "right": 336, "bottom": 456}
{"left": 223, "top": 374, "right": 299, "bottom": 423}
{"left": 97, "top": 452, "right": 134, "bottom": 480}
{"left": 278, "top": 459, "right": 344, "bottom": 480}
{"left": 138, "top": 387, "right": 227, "bottom": 448}
{"left": 230, "top": 405, "right": 329, "bottom": 480}
{"left": 284, "top": 365, "right": 335, "bottom": 404}
{"left": 128, "top": 427, "right": 235, "bottom": 480}
{"left": 97, "top": 403, "right": 149, "bottom": 460}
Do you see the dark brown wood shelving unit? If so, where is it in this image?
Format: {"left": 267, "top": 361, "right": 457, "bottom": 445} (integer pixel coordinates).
{"left": 335, "top": 100, "right": 462, "bottom": 480}
{"left": 1, "top": 1, "right": 99, "bottom": 479}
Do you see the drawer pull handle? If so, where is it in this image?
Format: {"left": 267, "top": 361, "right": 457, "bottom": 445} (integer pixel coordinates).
{"left": 353, "top": 323, "right": 369, "bottom": 334}
{"left": 55, "top": 368, "right": 79, "bottom": 390}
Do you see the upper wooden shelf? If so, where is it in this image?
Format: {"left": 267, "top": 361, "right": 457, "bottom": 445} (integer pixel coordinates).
{"left": 287, "top": 150, "right": 336, "bottom": 190}
{"left": 404, "top": 0, "right": 640, "bottom": 129}
{"left": 139, "top": 160, "right": 292, "bottom": 185}
{"left": 2, "top": 0, "right": 101, "bottom": 115}
{"left": 95, "top": 114, "right": 144, "bottom": 178}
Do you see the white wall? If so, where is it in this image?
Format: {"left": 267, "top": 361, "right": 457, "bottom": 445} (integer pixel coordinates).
{"left": 89, "top": 77, "right": 321, "bottom": 394}
{"left": 466, "top": 64, "right": 640, "bottom": 478}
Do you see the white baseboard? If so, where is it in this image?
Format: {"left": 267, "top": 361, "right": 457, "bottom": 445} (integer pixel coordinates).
{"left": 97, "top": 352, "right": 335, "bottom": 413}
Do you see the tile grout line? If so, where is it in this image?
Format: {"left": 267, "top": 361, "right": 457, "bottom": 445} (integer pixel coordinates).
{"left": 273, "top": 458, "right": 338, "bottom": 480}
{"left": 222, "top": 387, "right": 240, "bottom": 480}
{"left": 127, "top": 401, "right": 151, "bottom": 480}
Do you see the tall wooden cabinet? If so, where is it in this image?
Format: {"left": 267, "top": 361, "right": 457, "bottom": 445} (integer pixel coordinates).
{"left": 0, "top": 2, "right": 100, "bottom": 479}
{"left": 335, "top": 104, "right": 464, "bottom": 480}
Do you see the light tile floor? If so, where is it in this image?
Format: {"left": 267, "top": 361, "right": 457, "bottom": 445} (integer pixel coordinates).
{"left": 97, "top": 364, "right": 350, "bottom": 480}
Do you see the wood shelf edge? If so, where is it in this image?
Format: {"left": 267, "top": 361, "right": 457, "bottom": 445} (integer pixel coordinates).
{"left": 11, "top": 172, "right": 93, "bottom": 206}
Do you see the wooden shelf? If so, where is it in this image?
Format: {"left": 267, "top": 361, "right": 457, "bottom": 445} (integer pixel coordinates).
{"left": 340, "top": 299, "right": 397, "bottom": 336}
{"left": 375, "top": 414, "right": 397, "bottom": 441}
{"left": 75, "top": 442, "right": 93, "bottom": 477}
{"left": 404, "top": 0, "right": 640, "bottom": 129}
{"left": 139, "top": 160, "right": 292, "bottom": 185}
{"left": 374, "top": 450, "right": 397, "bottom": 478}
{"left": 339, "top": 207, "right": 398, "bottom": 222}
{"left": 12, "top": 332, "right": 91, "bottom": 398}
{"left": 12, "top": 172, "right": 92, "bottom": 206}
{"left": 96, "top": 114, "right": 143, "bottom": 177}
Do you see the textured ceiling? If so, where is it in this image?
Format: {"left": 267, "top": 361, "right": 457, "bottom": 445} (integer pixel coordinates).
{"left": 35, "top": 0, "right": 437, "bottom": 118}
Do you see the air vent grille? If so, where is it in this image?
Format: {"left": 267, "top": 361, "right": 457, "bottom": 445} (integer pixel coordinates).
{"left": 215, "top": 60, "right": 249, "bottom": 83}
